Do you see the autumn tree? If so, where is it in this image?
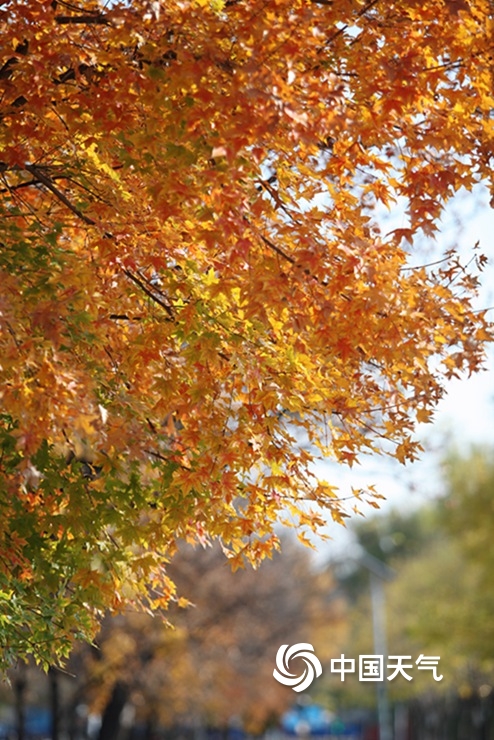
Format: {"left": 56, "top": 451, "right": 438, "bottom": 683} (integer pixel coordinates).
{"left": 0, "top": 0, "right": 492, "bottom": 666}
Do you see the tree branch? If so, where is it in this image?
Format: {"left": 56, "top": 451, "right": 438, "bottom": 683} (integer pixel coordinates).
{"left": 24, "top": 164, "right": 96, "bottom": 225}
{"left": 54, "top": 15, "right": 109, "bottom": 25}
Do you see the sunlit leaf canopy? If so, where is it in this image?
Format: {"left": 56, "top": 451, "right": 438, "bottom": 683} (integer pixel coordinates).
{"left": 0, "top": 0, "right": 492, "bottom": 666}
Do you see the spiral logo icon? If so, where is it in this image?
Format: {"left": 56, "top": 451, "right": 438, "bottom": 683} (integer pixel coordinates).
{"left": 273, "top": 643, "right": 323, "bottom": 692}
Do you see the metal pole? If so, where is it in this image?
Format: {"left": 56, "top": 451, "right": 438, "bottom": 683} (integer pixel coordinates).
{"left": 370, "top": 572, "right": 393, "bottom": 740}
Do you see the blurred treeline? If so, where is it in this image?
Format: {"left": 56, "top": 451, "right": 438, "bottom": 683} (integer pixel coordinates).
{"left": 321, "top": 445, "right": 494, "bottom": 736}
{"left": 4, "top": 446, "right": 494, "bottom": 738}
{"left": 1, "top": 539, "right": 343, "bottom": 739}
{"left": 338, "top": 447, "right": 494, "bottom": 693}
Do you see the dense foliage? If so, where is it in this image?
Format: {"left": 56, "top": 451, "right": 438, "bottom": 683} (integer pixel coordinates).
{"left": 0, "top": 0, "right": 492, "bottom": 665}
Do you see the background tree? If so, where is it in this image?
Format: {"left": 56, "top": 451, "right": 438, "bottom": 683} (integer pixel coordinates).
{"left": 334, "top": 507, "right": 434, "bottom": 602}
{"left": 6, "top": 539, "right": 343, "bottom": 739}
{"left": 325, "top": 448, "right": 494, "bottom": 724}
{"left": 397, "top": 449, "right": 494, "bottom": 680}
{"left": 0, "top": 0, "right": 492, "bottom": 666}
{"left": 320, "top": 507, "right": 437, "bottom": 713}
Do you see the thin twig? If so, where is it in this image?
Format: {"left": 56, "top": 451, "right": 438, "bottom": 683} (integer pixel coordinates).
{"left": 123, "top": 269, "right": 175, "bottom": 320}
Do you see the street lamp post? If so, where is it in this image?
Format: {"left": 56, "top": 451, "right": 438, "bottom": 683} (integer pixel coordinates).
{"left": 360, "top": 552, "right": 394, "bottom": 740}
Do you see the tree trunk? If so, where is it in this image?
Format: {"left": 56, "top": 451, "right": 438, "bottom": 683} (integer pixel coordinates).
{"left": 49, "top": 667, "right": 60, "bottom": 740}
{"left": 97, "top": 681, "right": 128, "bottom": 740}
{"left": 14, "top": 664, "right": 26, "bottom": 740}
